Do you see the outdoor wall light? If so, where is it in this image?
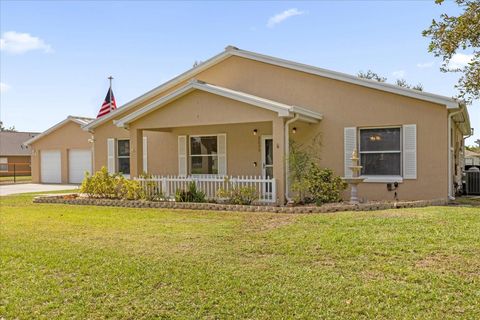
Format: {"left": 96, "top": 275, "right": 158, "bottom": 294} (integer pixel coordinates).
{"left": 253, "top": 129, "right": 258, "bottom": 135}
{"left": 292, "top": 127, "right": 297, "bottom": 134}
{"left": 253, "top": 161, "right": 257, "bottom": 167}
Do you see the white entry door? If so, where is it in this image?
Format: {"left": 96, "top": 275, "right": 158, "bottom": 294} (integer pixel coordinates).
{"left": 69, "top": 149, "right": 92, "bottom": 183}
{"left": 41, "top": 150, "right": 61, "bottom": 183}
{"left": 261, "top": 135, "right": 273, "bottom": 178}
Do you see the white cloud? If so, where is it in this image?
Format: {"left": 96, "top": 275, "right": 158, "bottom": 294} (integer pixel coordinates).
{"left": 392, "top": 70, "right": 406, "bottom": 78}
{"left": 0, "top": 82, "right": 11, "bottom": 93}
{"left": 0, "top": 31, "right": 52, "bottom": 54}
{"left": 448, "top": 53, "right": 474, "bottom": 69}
{"left": 417, "top": 61, "right": 434, "bottom": 68}
{"left": 267, "top": 8, "right": 305, "bottom": 28}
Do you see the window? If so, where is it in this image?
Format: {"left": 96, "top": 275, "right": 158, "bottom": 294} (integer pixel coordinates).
{"left": 189, "top": 136, "right": 218, "bottom": 174}
{"left": 0, "top": 158, "right": 7, "bottom": 172}
{"left": 359, "top": 128, "right": 401, "bottom": 176}
{"left": 117, "top": 140, "right": 130, "bottom": 175}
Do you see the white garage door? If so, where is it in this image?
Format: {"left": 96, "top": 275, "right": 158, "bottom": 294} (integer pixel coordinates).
{"left": 69, "top": 149, "right": 92, "bottom": 183}
{"left": 41, "top": 150, "right": 62, "bottom": 183}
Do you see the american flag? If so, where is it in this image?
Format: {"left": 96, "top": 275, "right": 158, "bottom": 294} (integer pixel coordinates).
{"left": 96, "top": 88, "right": 117, "bottom": 118}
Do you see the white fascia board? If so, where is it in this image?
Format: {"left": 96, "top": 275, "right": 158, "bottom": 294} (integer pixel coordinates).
{"left": 291, "top": 105, "right": 323, "bottom": 120}
{"left": 83, "top": 50, "right": 232, "bottom": 131}
{"left": 195, "top": 82, "right": 292, "bottom": 117}
{"left": 229, "top": 48, "right": 460, "bottom": 109}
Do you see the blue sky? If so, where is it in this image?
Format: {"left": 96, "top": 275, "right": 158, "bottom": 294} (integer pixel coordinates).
{"left": 1, "top": 0, "right": 478, "bottom": 144}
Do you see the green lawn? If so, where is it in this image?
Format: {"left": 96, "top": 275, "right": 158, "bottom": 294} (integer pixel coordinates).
{"left": 1, "top": 193, "right": 479, "bottom": 319}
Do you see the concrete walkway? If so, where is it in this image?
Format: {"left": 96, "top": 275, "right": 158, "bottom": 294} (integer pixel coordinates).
{"left": 0, "top": 183, "right": 79, "bottom": 196}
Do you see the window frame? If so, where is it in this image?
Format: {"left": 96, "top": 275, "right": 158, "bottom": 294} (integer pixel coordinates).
{"left": 358, "top": 126, "right": 403, "bottom": 183}
{"left": 116, "top": 139, "right": 130, "bottom": 176}
{"left": 188, "top": 134, "right": 219, "bottom": 176}
{"left": 0, "top": 157, "right": 8, "bottom": 172}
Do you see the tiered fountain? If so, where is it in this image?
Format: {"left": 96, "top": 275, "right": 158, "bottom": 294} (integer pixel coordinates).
{"left": 343, "top": 149, "right": 365, "bottom": 204}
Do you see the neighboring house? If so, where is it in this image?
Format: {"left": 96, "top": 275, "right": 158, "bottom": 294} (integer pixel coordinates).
{"left": 0, "top": 131, "right": 39, "bottom": 177}
{"left": 27, "top": 46, "right": 471, "bottom": 203}
{"left": 25, "top": 116, "right": 94, "bottom": 184}
{"left": 465, "top": 149, "right": 480, "bottom": 169}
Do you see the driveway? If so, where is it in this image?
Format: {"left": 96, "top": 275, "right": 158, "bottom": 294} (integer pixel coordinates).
{"left": 0, "top": 184, "right": 79, "bottom": 196}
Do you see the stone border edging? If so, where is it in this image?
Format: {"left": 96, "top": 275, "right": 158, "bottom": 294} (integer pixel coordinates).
{"left": 33, "top": 194, "right": 448, "bottom": 214}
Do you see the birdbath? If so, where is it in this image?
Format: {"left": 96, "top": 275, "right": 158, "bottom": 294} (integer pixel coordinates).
{"left": 343, "top": 149, "right": 365, "bottom": 204}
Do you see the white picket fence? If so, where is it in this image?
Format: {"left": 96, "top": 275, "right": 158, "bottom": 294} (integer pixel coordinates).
{"left": 135, "top": 175, "right": 277, "bottom": 203}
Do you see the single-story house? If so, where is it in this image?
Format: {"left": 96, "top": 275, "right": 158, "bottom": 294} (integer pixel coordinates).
{"left": 27, "top": 46, "right": 471, "bottom": 203}
{"left": 25, "top": 116, "right": 94, "bottom": 184}
{"left": 0, "top": 131, "right": 39, "bottom": 177}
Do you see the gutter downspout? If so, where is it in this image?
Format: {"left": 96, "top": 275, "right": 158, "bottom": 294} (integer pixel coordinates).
{"left": 285, "top": 113, "right": 300, "bottom": 203}
{"left": 448, "top": 108, "right": 463, "bottom": 200}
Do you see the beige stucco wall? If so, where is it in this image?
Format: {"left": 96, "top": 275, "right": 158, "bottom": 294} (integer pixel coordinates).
{"left": 91, "top": 55, "right": 451, "bottom": 201}
{"left": 30, "top": 121, "right": 92, "bottom": 183}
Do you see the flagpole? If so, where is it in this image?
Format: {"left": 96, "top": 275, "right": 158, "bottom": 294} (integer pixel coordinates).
{"left": 108, "top": 76, "right": 113, "bottom": 111}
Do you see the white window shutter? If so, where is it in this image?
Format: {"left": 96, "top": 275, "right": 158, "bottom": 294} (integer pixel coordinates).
{"left": 403, "top": 124, "right": 417, "bottom": 179}
{"left": 217, "top": 134, "right": 227, "bottom": 176}
{"left": 178, "top": 135, "right": 187, "bottom": 176}
{"left": 142, "top": 136, "right": 148, "bottom": 174}
{"left": 344, "top": 127, "right": 357, "bottom": 178}
{"left": 107, "top": 138, "right": 116, "bottom": 174}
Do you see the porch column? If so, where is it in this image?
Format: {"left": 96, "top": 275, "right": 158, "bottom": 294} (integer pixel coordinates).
{"left": 130, "top": 128, "right": 143, "bottom": 177}
{"left": 272, "top": 117, "right": 286, "bottom": 205}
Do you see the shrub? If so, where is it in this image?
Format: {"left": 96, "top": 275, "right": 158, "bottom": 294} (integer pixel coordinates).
{"left": 80, "top": 167, "right": 145, "bottom": 200}
{"left": 115, "top": 176, "right": 144, "bottom": 200}
{"left": 137, "top": 173, "right": 165, "bottom": 201}
{"left": 217, "top": 186, "right": 258, "bottom": 205}
{"left": 303, "top": 167, "right": 347, "bottom": 205}
{"left": 80, "top": 167, "right": 117, "bottom": 198}
{"left": 289, "top": 142, "right": 347, "bottom": 205}
{"left": 175, "top": 182, "right": 206, "bottom": 203}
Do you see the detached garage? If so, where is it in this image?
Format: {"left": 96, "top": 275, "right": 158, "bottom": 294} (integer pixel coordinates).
{"left": 25, "top": 116, "right": 94, "bottom": 184}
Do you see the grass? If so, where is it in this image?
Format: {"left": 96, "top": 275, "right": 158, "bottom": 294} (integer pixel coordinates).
{"left": 1, "top": 193, "right": 479, "bottom": 319}
{"left": 0, "top": 175, "right": 32, "bottom": 184}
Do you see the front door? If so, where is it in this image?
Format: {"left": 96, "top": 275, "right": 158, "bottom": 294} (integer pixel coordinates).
{"left": 261, "top": 136, "right": 273, "bottom": 178}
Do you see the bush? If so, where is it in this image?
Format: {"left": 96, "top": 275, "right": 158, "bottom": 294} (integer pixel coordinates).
{"left": 289, "top": 142, "right": 347, "bottom": 205}
{"left": 303, "top": 167, "right": 347, "bottom": 205}
{"left": 217, "top": 186, "right": 258, "bottom": 205}
{"left": 80, "top": 167, "right": 144, "bottom": 200}
{"left": 80, "top": 167, "right": 117, "bottom": 198}
{"left": 138, "top": 173, "right": 166, "bottom": 201}
{"left": 175, "top": 182, "right": 206, "bottom": 203}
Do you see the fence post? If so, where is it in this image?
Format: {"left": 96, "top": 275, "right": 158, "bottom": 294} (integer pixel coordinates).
{"left": 13, "top": 163, "right": 16, "bottom": 183}
{"left": 271, "top": 178, "right": 277, "bottom": 203}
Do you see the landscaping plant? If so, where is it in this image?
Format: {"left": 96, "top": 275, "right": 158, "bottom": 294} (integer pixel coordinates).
{"left": 175, "top": 181, "right": 206, "bottom": 203}
{"left": 289, "top": 141, "right": 347, "bottom": 205}
{"left": 217, "top": 186, "right": 258, "bottom": 205}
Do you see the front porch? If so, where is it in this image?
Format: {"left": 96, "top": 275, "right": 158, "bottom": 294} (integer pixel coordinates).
{"left": 114, "top": 79, "right": 322, "bottom": 204}
{"left": 129, "top": 120, "right": 286, "bottom": 203}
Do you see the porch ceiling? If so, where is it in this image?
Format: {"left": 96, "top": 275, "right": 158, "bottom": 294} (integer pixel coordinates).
{"left": 114, "top": 79, "right": 323, "bottom": 128}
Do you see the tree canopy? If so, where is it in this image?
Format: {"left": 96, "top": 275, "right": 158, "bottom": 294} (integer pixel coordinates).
{"left": 423, "top": 0, "right": 480, "bottom": 104}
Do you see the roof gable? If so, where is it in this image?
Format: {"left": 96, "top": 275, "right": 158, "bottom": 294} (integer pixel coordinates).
{"left": 84, "top": 46, "right": 461, "bottom": 131}
{"left": 25, "top": 116, "right": 93, "bottom": 145}
{"left": 115, "top": 80, "right": 322, "bottom": 128}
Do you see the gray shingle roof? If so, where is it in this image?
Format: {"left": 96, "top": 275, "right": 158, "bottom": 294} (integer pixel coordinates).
{"left": 0, "top": 131, "right": 40, "bottom": 156}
